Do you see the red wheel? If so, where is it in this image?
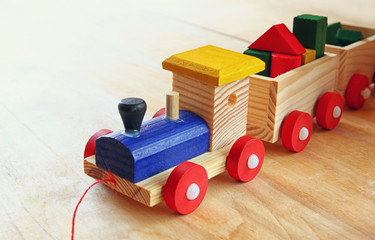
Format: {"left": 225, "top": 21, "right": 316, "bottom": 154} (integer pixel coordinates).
{"left": 316, "top": 92, "right": 344, "bottom": 130}
{"left": 83, "top": 129, "right": 113, "bottom": 158}
{"left": 164, "top": 162, "right": 208, "bottom": 214}
{"left": 226, "top": 136, "right": 264, "bottom": 182}
{"left": 152, "top": 108, "right": 166, "bottom": 118}
{"left": 281, "top": 111, "right": 313, "bottom": 152}
{"left": 345, "top": 74, "right": 370, "bottom": 109}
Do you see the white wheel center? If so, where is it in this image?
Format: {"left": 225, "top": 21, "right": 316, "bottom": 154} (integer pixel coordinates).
{"left": 248, "top": 154, "right": 259, "bottom": 169}
{"left": 299, "top": 127, "right": 309, "bottom": 141}
{"left": 361, "top": 88, "right": 371, "bottom": 99}
{"left": 332, "top": 106, "right": 342, "bottom": 119}
{"left": 186, "top": 183, "right": 200, "bottom": 200}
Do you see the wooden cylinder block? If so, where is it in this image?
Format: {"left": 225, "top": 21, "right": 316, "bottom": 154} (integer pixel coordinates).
{"left": 166, "top": 91, "right": 180, "bottom": 120}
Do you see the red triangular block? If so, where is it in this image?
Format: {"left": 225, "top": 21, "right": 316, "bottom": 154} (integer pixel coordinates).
{"left": 249, "top": 24, "right": 305, "bottom": 55}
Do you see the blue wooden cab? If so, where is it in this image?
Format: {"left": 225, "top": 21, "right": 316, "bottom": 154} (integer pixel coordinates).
{"left": 95, "top": 110, "right": 210, "bottom": 183}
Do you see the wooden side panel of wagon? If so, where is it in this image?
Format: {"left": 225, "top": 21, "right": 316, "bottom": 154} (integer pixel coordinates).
{"left": 326, "top": 24, "right": 375, "bottom": 96}
{"left": 246, "top": 53, "right": 338, "bottom": 143}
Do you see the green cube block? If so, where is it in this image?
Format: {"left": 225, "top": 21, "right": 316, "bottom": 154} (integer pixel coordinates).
{"left": 337, "top": 28, "right": 364, "bottom": 46}
{"left": 326, "top": 22, "right": 342, "bottom": 45}
{"left": 243, "top": 49, "right": 271, "bottom": 77}
{"left": 293, "top": 14, "right": 328, "bottom": 59}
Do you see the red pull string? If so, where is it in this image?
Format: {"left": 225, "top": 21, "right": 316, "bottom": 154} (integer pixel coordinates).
{"left": 72, "top": 172, "right": 115, "bottom": 240}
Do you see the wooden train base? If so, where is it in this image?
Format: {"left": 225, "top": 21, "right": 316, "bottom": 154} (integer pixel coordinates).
{"left": 84, "top": 145, "right": 231, "bottom": 207}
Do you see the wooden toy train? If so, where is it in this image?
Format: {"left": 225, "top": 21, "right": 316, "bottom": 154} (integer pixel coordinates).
{"left": 83, "top": 14, "right": 375, "bottom": 214}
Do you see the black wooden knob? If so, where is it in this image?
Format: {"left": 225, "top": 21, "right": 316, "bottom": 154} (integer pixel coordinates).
{"left": 118, "top": 98, "right": 147, "bottom": 137}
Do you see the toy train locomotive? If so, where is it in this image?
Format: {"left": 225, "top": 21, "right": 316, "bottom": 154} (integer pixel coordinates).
{"left": 83, "top": 14, "right": 375, "bottom": 214}
{"left": 84, "top": 46, "right": 266, "bottom": 214}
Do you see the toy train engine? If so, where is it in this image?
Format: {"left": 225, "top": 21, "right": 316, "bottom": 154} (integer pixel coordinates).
{"left": 84, "top": 45, "right": 266, "bottom": 214}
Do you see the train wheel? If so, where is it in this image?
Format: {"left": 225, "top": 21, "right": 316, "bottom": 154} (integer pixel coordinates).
{"left": 152, "top": 108, "right": 165, "bottom": 118}
{"left": 281, "top": 111, "right": 313, "bottom": 152}
{"left": 345, "top": 74, "right": 370, "bottom": 109}
{"left": 164, "top": 162, "right": 208, "bottom": 214}
{"left": 83, "top": 129, "right": 113, "bottom": 158}
{"left": 316, "top": 92, "right": 344, "bottom": 130}
{"left": 226, "top": 136, "right": 264, "bottom": 182}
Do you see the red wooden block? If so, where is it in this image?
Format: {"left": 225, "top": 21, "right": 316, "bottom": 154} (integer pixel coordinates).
{"left": 270, "top": 53, "right": 301, "bottom": 78}
{"left": 164, "top": 162, "right": 208, "bottom": 215}
{"left": 226, "top": 136, "right": 264, "bottom": 182}
{"left": 281, "top": 111, "right": 313, "bottom": 152}
{"left": 249, "top": 24, "right": 306, "bottom": 55}
{"left": 84, "top": 129, "right": 113, "bottom": 158}
{"left": 316, "top": 92, "right": 344, "bottom": 130}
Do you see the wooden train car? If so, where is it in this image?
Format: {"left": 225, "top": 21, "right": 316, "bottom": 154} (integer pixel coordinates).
{"left": 326, "top": 24, "right": 375, "bottom": 109}
{"left": 243, "top": 15, "right": 344, "bottom": 152}
{"left": 83, "top": 15, "right": 374, "bottom": 214}
{"left": 245, "top": 15, "right": 375, "bottom": 152}
{"left": 246, "top": 52, "right": 338, "bottom": 151}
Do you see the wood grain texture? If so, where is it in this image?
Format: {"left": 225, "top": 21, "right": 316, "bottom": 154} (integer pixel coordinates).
{"left": 173, "top": 74, "right": 249, "bottom": 150}
{"left": 326, "top": 24, "right": 375, "bottom": 96}
{"left": 247, "top": 53, "right": 338, "bottom": 143}
{"left": 84, "top": 144, "right": 231, "bottom": 207}
{"left": 2, "top": 1, "right": 375, "bottom": 239}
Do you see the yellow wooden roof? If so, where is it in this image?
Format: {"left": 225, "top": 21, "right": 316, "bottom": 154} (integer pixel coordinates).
{"left": 162, "top": 45, "right": 265, "bottom": 86}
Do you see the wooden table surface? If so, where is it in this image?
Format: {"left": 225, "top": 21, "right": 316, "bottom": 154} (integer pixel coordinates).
{"left": 1, "top": 1, "right": 375, "bottom": 239}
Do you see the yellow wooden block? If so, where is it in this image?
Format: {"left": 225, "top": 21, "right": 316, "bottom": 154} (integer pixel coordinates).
{"left": 301, "top": 48, "right": 316, "bottom": 65}
{"left": 162, "top": 45, "right": 265, "bottom": 86}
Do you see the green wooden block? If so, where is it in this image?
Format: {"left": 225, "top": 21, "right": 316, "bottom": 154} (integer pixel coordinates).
{"left": 243, "top": 49, "right": 271, "bottom": 77}
{"left": 336, "top": 28, "right": 364, "bottom": 46}
{"left": 293, "top": 14, "right": 327, "bottom": 59}
{"left": 326, "top": 22, "right": 342, "bottom": 45}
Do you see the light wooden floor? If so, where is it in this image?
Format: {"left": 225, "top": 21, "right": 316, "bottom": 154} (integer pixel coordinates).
{"left": 1, "top": 1, "right": 375, "bottom": 239}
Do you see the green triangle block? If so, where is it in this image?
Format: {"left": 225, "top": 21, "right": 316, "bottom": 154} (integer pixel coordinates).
{"left": 337, "top": 28, "right": 364, "bottom": 46}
